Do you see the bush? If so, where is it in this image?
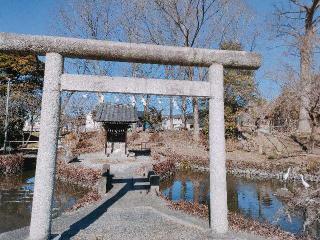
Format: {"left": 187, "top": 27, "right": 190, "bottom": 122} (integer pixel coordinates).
{"left": 0, "top": 154, "right": 24, "bottom": 175}
{"left": 0, "top": 119, "right": 25, "bottom": 147}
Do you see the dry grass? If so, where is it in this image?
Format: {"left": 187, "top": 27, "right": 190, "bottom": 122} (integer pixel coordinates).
{"left": 149, "top": 132, "right": 164, "bottom": 143}
{"left": 305, "top": 159, "right": 320, "bottom": 173}
{"left": 166, "top": 200, "right": 303, "bottom": 240}
{"left": 69, "top": 190, "right": 101, "bottom": 211}
{"left": 56, "top": 160, "right": 102, "bottom": 188}
{"left": 128, "top": 131, "right": 140, "bottom": 142}
{"left": 153, "top": 158, "right": 176, "bottom": 177}
{"left": 77, "top": 131, "right": 105, "bottom": 153}
{"left": 62, "top": 131, "right": 105, "bottom": 155}
{"left": 56, "top": 160, "right": 103, "bottom": 210}
{"left": 151, "top": 130, "right": 320, "bottom": 176}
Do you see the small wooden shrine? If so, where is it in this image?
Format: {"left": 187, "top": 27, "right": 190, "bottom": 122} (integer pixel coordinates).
{"left": 94, "top": 104, "right": 138, "bottom": 156}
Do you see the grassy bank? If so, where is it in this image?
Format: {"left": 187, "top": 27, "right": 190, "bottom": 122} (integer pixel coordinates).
{"left": 132, "top": 130, "right": 320, "bottom": 182}
{"left": 55, "top": 159, "right": 102, "bottom": 210}
{"left": 167, "top": 200, "right": 305, "bottom": 240}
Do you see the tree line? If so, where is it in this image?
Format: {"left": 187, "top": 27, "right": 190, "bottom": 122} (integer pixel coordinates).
{"left": 1, "top": 0, "right": 319, "bottom": 146}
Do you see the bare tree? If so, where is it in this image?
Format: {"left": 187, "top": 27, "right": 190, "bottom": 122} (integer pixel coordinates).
{"left": 56, "top": 0, "right": 256, "bottom": 139}
{"left": 121, "top": 0, "right": 255, "bottom": 140}
{"left": 304, "top": 74, "right": 320, "bottom": 152}
{"left": 274, "top": 0, "right": 320, "bottom": 133}
{"left": 55, "top": 0, "right": 120, "bottom": 106}
{"left": 269, "top": 64, "right": 320, "bottom": 153}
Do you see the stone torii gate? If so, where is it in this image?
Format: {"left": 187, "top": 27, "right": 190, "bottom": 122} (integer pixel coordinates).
{"left": 0, "top": 32, "right": 261, "bottom": 240}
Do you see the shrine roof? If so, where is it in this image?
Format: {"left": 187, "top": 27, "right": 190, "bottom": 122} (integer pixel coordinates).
{"left": 94, "top": 104, "right": 138, "bottom": 123}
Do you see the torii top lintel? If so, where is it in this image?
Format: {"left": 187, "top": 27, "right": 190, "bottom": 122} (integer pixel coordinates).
{"left": 0, "top": 32, "right": 261, "bottom": 70}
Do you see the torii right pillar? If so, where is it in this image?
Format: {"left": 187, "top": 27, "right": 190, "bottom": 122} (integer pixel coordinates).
{"left": 208, "top": 63, "right": 228, "bottom": 233}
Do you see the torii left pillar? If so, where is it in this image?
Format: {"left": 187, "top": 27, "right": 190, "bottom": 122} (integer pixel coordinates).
{"left": 29, "top": 53, "right": 63, "bottom": 240}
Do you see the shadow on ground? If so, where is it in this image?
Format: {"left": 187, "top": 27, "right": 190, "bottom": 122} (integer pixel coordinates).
{"left": 57, "top": 177, "right": 150, "bottom": 240}
{"left": 129, "top": 149, "right": 151, "bottom": 156}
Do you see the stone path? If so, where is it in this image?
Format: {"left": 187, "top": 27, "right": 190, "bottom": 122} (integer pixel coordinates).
{"left": 76, "top": 150, "right": 154, "bottom": 177}
{"left": 0, "top": 179, "right": 266, "bottom": 240}
{"left": 0, "top": 158, "right": 266, "bottom": 240}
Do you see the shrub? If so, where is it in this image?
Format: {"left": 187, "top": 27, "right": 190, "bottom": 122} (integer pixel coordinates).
{"left": 0, "top": 154, "right": 24, "bottom": 175}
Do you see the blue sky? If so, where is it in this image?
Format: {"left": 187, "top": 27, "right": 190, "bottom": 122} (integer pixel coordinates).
{"left": 245, "top": 0, "right": 300, "bottom": 100}
{"left": 0, "top": 0, "right": 302, "bottom": 101}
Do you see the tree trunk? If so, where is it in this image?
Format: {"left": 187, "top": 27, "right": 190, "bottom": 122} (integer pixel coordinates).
{"left": 193, "top": 97, "right": 200, "bottom": 141}
{"left": 298, "top": 32, "right": 313, "bottom": 133}
{"left": 181, "top": 96, "right": 187, "bottom": 129}
{"left": 188, "top": 66, "right": 200, "bottom": 141}
{"left": 143, "top": 95, "right": 150, "bottom": 131}
{"left": 169, "top": 97, "right": 173, "bottom": 130}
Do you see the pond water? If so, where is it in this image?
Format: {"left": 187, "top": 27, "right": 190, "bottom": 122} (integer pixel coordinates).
{"left": 160, "top": 170, "right": 320, "bottom": 239}
{"left": 0, "top": 170, "right": 89, "bottom": 234}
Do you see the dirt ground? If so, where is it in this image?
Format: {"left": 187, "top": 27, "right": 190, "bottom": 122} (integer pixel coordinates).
{"left": 64, "top": 129, "right": 320, "bottom": 178}
{"left": 127, "top": 130, "right": 320, "bottom": 177}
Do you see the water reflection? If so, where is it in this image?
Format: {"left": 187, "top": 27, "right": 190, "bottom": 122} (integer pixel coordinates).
{"left": 160, "top": 170, "right": 319, "bottom": 238}
{"left": 0, "top": 170, "right": 89, "bottom": 234}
